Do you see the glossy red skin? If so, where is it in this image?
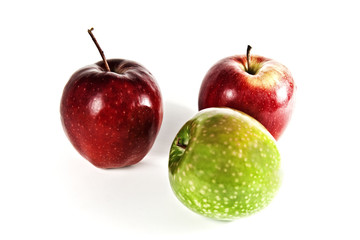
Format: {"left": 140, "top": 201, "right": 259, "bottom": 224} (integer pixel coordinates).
{"left": 198, "top": 55, "right": 296, "bottom": 140}
{"left": 61, "top": 59, "right": 163, "bottom": 168}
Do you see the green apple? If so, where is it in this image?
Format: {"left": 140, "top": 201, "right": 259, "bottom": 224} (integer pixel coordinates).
{"left": 168, "top": 108, "right": 281, "bottom": 220}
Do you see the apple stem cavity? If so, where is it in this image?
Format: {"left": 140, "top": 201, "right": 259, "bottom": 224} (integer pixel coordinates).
{"left": 88, "top": 28, "right": 111, "bottom": 72}
{"left": 246, "top": 45, "right": 252, "bottom": 74}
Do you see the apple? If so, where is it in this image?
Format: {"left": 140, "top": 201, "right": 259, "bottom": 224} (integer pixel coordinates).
{"left": 169, "top": 108, "right": 281, "bottom": 220}
{"left": 60, "top": 28, "right": 163, "bottom": 168}
{"left": 198, "top": 46, "right": 296, "bottom": 140}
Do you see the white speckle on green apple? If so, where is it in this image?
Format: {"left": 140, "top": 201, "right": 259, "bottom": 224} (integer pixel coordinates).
{"left": 168, "top": 108, "right": 281, "bottom": 220}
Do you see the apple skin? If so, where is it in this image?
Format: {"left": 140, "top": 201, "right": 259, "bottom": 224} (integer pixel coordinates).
{"left": 60, "top": 59, "right": 163, "bottom": 168}
{"left": 169, "top": 108, "right": 281, "bottom": 220}
{"left": 198, "top": 54, "right": 296, "bottom": 140}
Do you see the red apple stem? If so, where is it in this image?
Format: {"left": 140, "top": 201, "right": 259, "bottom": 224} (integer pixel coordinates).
{"left": 88, "top": 28, "right": 110, "bottom": 72}
{"left": 246, "top": 45, "right": 252, "bottom": 72}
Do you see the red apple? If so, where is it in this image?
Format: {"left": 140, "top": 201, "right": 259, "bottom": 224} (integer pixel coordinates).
{"left": 198, "top": 46, "right": 296, "bottom": 140}
{"left": 60, "top": 28, "right": 163, "bottom": 168}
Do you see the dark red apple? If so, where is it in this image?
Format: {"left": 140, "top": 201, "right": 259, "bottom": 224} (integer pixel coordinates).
{"left": 60, "top": 28, "right": 163, "bottom": 168}
{"left": 198, "top": 46, "right": 296, "bottom": 140}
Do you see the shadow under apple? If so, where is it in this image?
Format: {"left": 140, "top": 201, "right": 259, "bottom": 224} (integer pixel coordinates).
{"left": 63, "top": 156, "right": 224, "bottom": 236}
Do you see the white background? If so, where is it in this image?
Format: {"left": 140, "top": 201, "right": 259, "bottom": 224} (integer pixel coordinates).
{"left": 1, "top": 0, "right": 359, "bottom": 239}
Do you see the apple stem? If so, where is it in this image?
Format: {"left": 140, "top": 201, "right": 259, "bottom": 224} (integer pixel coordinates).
{"left": 176, "top": 138, "right": 187, "bottom": 150}
{"left": 246, "top": 45, "right": 252, "bottom": 72}
{"left": 88, "top": 28, "right": 110, "bottom": 72}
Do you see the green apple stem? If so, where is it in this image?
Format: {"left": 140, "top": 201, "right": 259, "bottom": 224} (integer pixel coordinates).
{"left": 176, "top": 138, "right": 187, "bottom": 150}
{"left": 246, "top": 45, "right": 252, "bottom": 73}
{"left": 88, "top": 28, "right": 110, "bottom": 72}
